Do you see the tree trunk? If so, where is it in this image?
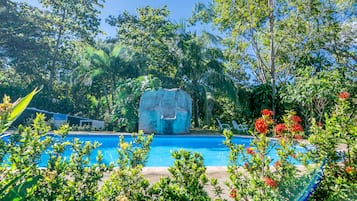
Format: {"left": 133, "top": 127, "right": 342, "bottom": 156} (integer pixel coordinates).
{"left": 203, "top": 94, "right": 210, "bottom": 126}
{"left": 193, "top": 93, "right": 200, "bottom": 128}
{"left": 268, "top": 0, "right": 276, "bottom": 116}
{"left": 103, "top": 85, "right": 111, "bottom": 113}
{"left": 49, "top": 8, "right": 66, "bottom": 92}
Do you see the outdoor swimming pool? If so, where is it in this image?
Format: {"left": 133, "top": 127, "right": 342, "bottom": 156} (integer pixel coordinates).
{"left": 37, "top": 134, "right": 305, "bottom": 167}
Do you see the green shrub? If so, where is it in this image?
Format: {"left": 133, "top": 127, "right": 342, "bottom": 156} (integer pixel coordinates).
{"left": 150, "top": 150, "right": 210, "bottom": 200}
{"left": 308, "top": 92, "right": 357, "bottom": 200}
{"left": 2, "top": 90, "right": 355, "bottom": 200}
{"left": 224, "top": 109, "right": 317, "bottom": 200}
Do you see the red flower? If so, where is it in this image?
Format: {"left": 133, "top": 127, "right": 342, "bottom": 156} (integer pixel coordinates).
{"left": 290, "top": 115, "right": 302, "bottom": 123}
{"left": 346, "top": 166, "right": 353, "bottom": 174}
{"left": 318, "top": 122, "right": 323, "bottom": 127}
{"left": 274, "top": 123, "right": 286, "bottom": 135}
{"left": 338, "top": 92, "right": 350, "bottom": 100}
{"left": 264, "top": 177, "right": 277, "bottom": 188}
{"left": 292, "top": 153, "right": 297, "bottom": 159}
{"left": 255, "top": 118, "right": 268, "bottom": 134}
{"left": 246, "top": 147, "right": 255, "bottom": 155}
{"left": 244, "top": 162, "right": 251, "bottom": 171}
{"left": 291, "top": 123, "right": 304, "bottom": 132}
{"left": 229, "top": 189, "right": 237, "bottom": 198}
{"left": 261, "top": 109, "right": 274, "bottom": 117}
{"left": 293, "top": 134, "right": 304, "bottom": 140}
{"left": 274, "top": 161, "right": 281, "bottom": 168}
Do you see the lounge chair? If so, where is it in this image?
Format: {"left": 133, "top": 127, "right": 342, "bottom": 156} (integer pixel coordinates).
{"left": 216, "top": 118, "right": 231, "bottom": 130}
{"left": 232, "top": 120, "right": 248, "bottom": 133}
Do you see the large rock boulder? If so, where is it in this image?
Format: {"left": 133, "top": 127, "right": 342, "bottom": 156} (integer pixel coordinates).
{"left": 138, "top": 89, "right": 192, "bottom": 134}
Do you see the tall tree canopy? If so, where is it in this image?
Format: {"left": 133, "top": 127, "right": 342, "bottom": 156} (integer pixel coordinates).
{"left": 192, "top": 0, "right": 356, "bottom": 114}
{"left": 38, "top": 0, "right": 105, "bottom": 91}
{"left": 0, "top": 0, "right": 50, "bottom": 83}
{"left": 107, "top": 6, "right": 180, "bottom": 87}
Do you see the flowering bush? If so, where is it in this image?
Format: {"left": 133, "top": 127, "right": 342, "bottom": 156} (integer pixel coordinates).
{"left": 1, "top": 92, "right": 220, "bottom": 200}
{"left": 3, "top": 90, "right": 355, "bottom": 200}
{"left": 308, "top": 91, "right": 357, "bottom": 200}
{"left": 224, "top": 109, "right": 314, "bottom": 200}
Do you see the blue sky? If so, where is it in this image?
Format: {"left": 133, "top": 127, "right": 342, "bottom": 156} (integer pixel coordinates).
{"left": 21, "top": 0, "right": 212, "bottom": 37}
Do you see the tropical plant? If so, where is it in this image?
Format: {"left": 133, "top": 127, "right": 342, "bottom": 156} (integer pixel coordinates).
{"left": 191, "top": 0, "right": 356, "bottom": 116}
{"left": 99, "top": 130, "right": 153, "bottom": 200}
{"left": 76, "top": 44, "right": 137, "bottom": 114}
{"left": 177, "top": 31, "right": 237, "bottom": 127}
{"left": 224, "top": 109, "right": 316, "bottom": 200}
{"left": 0, "top": 88, "right": 40, "bottom": 200}
{"left": 39, "top": 0, "right": 104, "bottom": 91}
{"left": 112, "top": 75, "right": 161, "bottom": 132}
{"left": 281, "top": 68, "right": 346, "bottom": 129}
{"left": 308, "top": 92, "right": 357, "bottom": 200}
{"left": 149, "top": 150, "right": 211, "bottom": 201}
{"left": 0, "top": 0, "right": 51, "bottom": 85}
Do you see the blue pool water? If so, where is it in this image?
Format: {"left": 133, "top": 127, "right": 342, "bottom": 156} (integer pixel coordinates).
{"left": 3, "top": 134, "right": 306, "bottom": 167}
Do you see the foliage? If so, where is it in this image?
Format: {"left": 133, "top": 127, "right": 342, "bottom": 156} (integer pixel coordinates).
{"left": 149, "top": 150, "right": 211, "bottom": 201}
{"left": 308, "top": 91, "right": 357, "bottom": 200}
{"left": 116, "top": 130, "right": 153, "bottom": 168}
{"left": 2, "top": 91, "right": 357, "bottom": 200}
{"left": 1, "top": 0, "right": 356, "bottom": 131}
{"left": 0, "top": 89, "right": 40, "bottom": 200}
{"left": 99, "top": 133, "right": 152, "bottom": 201}
{"left": 76, "top": 44, "right": 138, "bottom": 114}
{"left": 1, "top": 0, "right": 356, "bottom": 199}
{"left": 177, "top": 31, "right": 237, "bottom": 127}
{"left": 1, "top": 91, "right": 218, "bottom": 200}
{"left": 0, "top": 88, "right": 40, "bottom": 133}
{"left": 281, "top": 68, "right": 347, "bottom": 129}
{"left": 249, "top": 84, "right": 273, "bottom": 119}
{"left": 223, "top": 109, "right": 316, "bottom": 200}
{"left": 0, "top": 0, "right": 51, "bottom": 83}
{"left": 192, "top": 0, "right": 356, "bottom": 116}
{"left": 100, "top": 138, "right": 218, "bottom": 201}
{"left": 39, "top": 0, "right": 104, "bottom": 88}
{"left": 112, "top": 75, "right": 161, "bottom": 132}
{"left": 107, "top": 6, "right": 179, "bottom": 87}
{"left": 0, "top": 91, "right": 109, "bottom": 200}
{"left": 248, "top": 84, "right": 288, "bottom": 121}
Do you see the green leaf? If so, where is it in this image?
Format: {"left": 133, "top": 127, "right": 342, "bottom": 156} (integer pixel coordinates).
{"left": 2, "top": 175, "right": 42, "bottom": 200}
{"left": 1, "top": 88, "right": 40, "bottom": 134}
{"left": 0, "top": 171, "right": 27, "bottom": 195}
{"left": 8, "top": 88, "right": 40, "bottom": 123}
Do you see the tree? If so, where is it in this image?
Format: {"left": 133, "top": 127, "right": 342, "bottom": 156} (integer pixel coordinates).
{"left": 177, "top": 31, "right": 237, "bottom": 127}
{"left": 281, "top": 67, "right": 349, "bottom": 129}
{"left": 107, "top": 6, "right": 179, "bottom": 87}
{"left": 112, "top": 75, "right": 162, "bottom": 132}
{"left": 1, "top": 0, "right": 105, "bottom": 114}
{"left": 196, "top": 0, "right": 279, "bottom": 113}
{"left": 38, "top": 0, "right": 104, "bottom": 91}
{"left": 0, "top": 0, "right": 51, "bottom": 85}
{"left": 75, "top": 43, "right": 137, "bottom": 113}
{"left": 191, "top": 0, "right": 356, "bottom": 116}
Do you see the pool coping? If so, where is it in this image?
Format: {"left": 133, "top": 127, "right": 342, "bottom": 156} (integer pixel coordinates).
{"left": 64, "top": 131, "right": 255, "bottom": 138}
{"left": 63, "top": 131, "right": 310, "bottom": 143}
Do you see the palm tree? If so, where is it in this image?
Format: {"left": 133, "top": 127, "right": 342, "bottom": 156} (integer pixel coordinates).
{"left": 75, "top": 43, "right": 137, "bottom": 113}
{"left": 177, "top": 32, "right": 237, "bottom": 127}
